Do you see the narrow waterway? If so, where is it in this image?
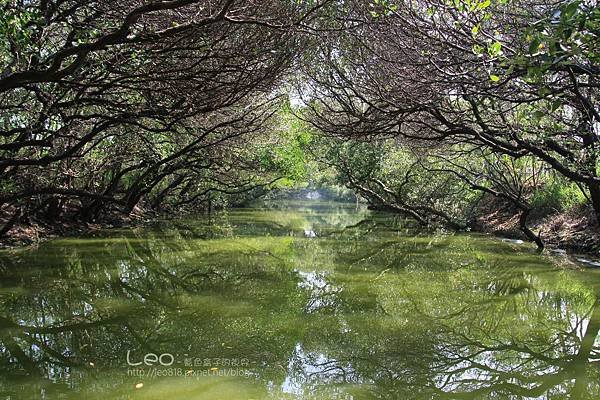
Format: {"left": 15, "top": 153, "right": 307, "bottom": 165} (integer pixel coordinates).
{"left": 0, "top": 201, "right": 599, "bottom": 399}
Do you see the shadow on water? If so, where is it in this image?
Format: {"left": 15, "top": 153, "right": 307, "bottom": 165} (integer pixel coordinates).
{"left": 0, "top": 201, "right": 599, "bottom": 399}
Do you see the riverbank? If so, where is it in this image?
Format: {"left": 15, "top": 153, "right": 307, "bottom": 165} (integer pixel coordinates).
{"left": 0, "top": 207, "right": 154, "bottom": 249}
{"left": 474, "top": 199, "right": 600, "bottom": 256}
{"left": 2, "top": 200, "right": 599, "bottom": 259}
{"left": 0, "top": 220, "right": 130, "bottom": 250}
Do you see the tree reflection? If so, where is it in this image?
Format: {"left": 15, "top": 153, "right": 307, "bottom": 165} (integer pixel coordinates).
{"left": 0, "top": 204, "right": 598, "bottom": 399}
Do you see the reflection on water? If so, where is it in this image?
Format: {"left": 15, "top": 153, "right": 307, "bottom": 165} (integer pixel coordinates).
{"left": 0, "top": 200, "right": 599, "bottom": 399}
{"left": 297, "top": 271, "right": 341, "bottom": 314}
{"left": 281, "top": 342, "right": 360, "bottom": 397}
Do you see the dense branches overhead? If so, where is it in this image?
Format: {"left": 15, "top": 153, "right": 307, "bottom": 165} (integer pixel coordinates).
{"left": 300, "top": 0, "right": 600, "bottom": 241}
{"left": 0, "top": 0, "right": 331, "bottom": 225}
{"left": 0, "top": 0, "right": 598, "bottom": 245}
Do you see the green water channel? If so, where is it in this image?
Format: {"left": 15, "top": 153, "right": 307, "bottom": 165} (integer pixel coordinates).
{"left": 0, "top": 201, "right": 599, "bottom": 399}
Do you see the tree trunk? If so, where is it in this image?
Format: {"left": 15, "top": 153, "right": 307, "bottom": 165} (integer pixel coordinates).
{"left": 0, "top": 208, "right": 21, "bottom": 237}
{"left": 124, "top": 191, "right": 143, "bottom": 215}
{"left": 588, "top": 182, "right": 600, "bottom": 228}
{"left": 519, "top": 209, "right": 544, "bottom": 251}
{"left": 152, "top": 175, "right": 185, "bottom": 210}
{"left": 45, "top": 196, "right": 62, "bottom": 220}
{"left": 79, "top": 200, "right": 104, "bottom": 222}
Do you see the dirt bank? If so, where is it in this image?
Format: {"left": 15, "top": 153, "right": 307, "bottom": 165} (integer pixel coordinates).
{"left": 474, "top": 198, "right": 600, "bottom": 256}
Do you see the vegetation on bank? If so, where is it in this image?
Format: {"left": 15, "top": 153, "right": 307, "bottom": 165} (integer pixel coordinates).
{"left": 0, "top": 0, "right": 598, "bottom": 251}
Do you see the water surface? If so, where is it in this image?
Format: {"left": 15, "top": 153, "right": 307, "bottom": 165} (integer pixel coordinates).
{"left": 1, "top": 201, "right": 599, "bottom": 399}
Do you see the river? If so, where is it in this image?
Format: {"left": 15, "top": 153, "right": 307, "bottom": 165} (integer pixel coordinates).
{"left": 0, "top": 201, "right": 599, "bottom": 399}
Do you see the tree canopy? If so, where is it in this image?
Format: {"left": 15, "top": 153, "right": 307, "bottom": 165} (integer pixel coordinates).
{"left": 1, "top": 0, "right": 598, "bottom": 248}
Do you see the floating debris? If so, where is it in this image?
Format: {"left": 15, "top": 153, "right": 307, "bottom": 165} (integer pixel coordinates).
{"left": 549, "top": 248, "right": 567, "bottom": 255}
{"left": 304, "top": 230, "right": 316, "bottom": 238}
{"left": 575, "top": 258, "right": 600, "bottom": 267}
{"left": 501, "top": 238, "right": 524, "bottom": 245}
{"left": 305, "top": 191, "right": 321, "bottom": 200}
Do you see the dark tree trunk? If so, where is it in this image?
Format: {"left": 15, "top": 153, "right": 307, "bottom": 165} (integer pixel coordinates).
{"left": 124, "top": 191, "right": 143, "bottom": 215}
{"left": 152, "top": 175, "right": 185, "bottom": 210}
{"left": 0, "top": 208, "right": 21, "bottom": 237}
{"left": 79, "top": 201, "right": 103, "bottom": 223}
{"left": 519, "top": 209, "right": 544, "bottom": 251}
{"left": 588, "top": 182, "right": 600, "bottom": 228}
{"left": 45, "top": 197, "right": 62, "bottom": 220}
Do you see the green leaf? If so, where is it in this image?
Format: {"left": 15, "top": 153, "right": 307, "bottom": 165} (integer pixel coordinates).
{"left": 488, "top": 41, "right": 502, "bottom": 57}
{"left": 528, "top": 38, "right": 541, "bottom": 54}
{"left": 478, "top": 0, "right": 491, "bottom": 10}
{"left": 490, "top": 74, "right": 500, "bottom": 82}
{"left": 472, "top": 44, "right": 484, "bottom": 55}
{"left": 563, "top": 1, "right": 580, "bottom": 20}
{"left": 550, "top": 99, "right": 562, "bottom": 112}
{"left": 538, "top": 86, "right": 552, "bottom": 96}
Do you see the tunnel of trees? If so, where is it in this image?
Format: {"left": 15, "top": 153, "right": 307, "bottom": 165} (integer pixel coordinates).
{"left": 0, "top": 0, "right": 598, "bottom": 250}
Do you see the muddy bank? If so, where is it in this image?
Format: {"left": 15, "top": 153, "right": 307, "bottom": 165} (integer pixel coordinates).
{"left": 474, "top": 200, "right": 600, "bottom": 256}
{"left": 0, "top": 206, "right": 156, "bottom": 249}
{"left": 3, "top": 199, "right": 599, "bottom": 259}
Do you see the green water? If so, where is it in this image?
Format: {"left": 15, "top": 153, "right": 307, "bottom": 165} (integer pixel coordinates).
{"left": 0, "top": 201, "right": 599, "bottom": 399}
